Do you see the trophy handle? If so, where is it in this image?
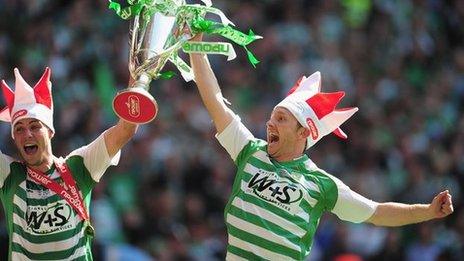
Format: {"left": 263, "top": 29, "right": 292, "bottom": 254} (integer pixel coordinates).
{"left": 113, "top": 75, "right": 158, "bottom": 124}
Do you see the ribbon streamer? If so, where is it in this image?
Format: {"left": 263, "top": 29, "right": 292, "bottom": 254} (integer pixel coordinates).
{"left": 171, "top": 41, "right": 236, "bottom": 81}
{"left": 169, "top": 54, "right": 194, "bottom": 81}
{"left": 182, "top": 41, "right": 236, "bottom": 61}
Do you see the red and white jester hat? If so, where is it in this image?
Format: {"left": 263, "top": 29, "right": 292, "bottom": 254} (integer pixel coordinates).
{"left": 0, "top": 67, "right": 54, "bottom": 138}
{"left": 275, "top": 71, "right": 358, "bottom": 150}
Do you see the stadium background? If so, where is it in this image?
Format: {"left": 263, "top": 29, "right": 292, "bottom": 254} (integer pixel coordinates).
{"left": 0, "top": 0, "right": 463, "bottom": 260}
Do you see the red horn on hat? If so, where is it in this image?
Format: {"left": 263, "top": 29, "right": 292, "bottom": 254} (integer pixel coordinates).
{"left": 1, "top": 80, "right": 15, "bottom": 113}
{"left": 33, "top": 67, "right": 52, "bottom": 109}
{"left": 287, "top": 76, "right": 306, "bottom": 96}
{"left": 306, "top": 91, "right": 345, "bottom": 119}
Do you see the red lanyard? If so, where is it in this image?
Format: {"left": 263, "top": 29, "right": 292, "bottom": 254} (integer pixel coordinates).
{"left": 26, "top": 161, "right": 89, "bottom": 222}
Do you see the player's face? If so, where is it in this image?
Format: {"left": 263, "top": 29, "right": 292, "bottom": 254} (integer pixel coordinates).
{"left": 13, "top": 118, "right": 53, "bottom": 167}
{"left": 266, "top": 107, "right": 305, "bottom": 160}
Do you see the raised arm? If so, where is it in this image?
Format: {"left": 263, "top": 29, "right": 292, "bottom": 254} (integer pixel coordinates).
{"left": 103, "top": 75, "right": 141, "bottom": 157}
{"left": 367, "top": 190, "right": 453, "bottom": 226}
{"left": 104, "top": 119, "right": 138, "bottom": 158}
{"left": 189, "top": 52, "right": 235, "bottom": 134}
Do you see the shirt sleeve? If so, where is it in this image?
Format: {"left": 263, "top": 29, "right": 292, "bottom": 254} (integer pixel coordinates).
{"left": 215, "top": 115, "right": 255, "bottom": 162}
{"left": 67, "top": 131, "right": 121, "bottom": 182}
{"left": 327, "top": 174, "right": 379, "bottom": 223}
{"left": 0, "top": 151, "right": 14, "bottom": 188}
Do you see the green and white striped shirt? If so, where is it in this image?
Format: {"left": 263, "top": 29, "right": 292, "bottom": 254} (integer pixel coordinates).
{"left": 0, "top": 133, "right": 120, "bottom": 260}
{"left": 216, "top": 116, "right": 378, "bottom": 260}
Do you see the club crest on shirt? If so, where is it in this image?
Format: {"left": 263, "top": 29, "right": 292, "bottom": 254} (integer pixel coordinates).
{"left": 246, "top": 170, "right": 303, "bottom": 211}
{"left": 25, "top": 202, "right": 73, "bottom": 234}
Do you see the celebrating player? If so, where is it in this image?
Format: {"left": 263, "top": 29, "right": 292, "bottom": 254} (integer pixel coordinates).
{"left": 0, "top": 68, "right": 138, "bottom": 260}
{"left": 189, "top": 48, "right": 454, "bottom": 260}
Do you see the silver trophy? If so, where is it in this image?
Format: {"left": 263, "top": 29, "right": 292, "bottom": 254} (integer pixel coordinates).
{"left": 110, "top": 0, "right": 261, "bottom": 124}
{"left": 113, "top": 5, "right": 193, "bottom": 124}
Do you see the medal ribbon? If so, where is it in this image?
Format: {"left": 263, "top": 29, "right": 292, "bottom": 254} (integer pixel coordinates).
{"left": 26, "top": 162, "right": 89, "bottom": 222}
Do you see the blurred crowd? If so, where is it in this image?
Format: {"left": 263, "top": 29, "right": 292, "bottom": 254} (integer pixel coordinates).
{"left": 0, "top": 0, "right": 463, "bottom": 260}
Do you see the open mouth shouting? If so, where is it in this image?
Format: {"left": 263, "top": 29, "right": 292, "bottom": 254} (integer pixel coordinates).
{"left": 23, "top": 143, "right": 39, "bottom": 156}
{"left": 268, "top": 132, "right": 280, "bottom": 145}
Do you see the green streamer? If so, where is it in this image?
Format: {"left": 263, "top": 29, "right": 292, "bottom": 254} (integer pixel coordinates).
{"left": 158, "top": 71, "right": 176, "bottom": 79}
{"left": 178, "top": 5, "right": 261, "bottom": 65}
{"left": 108, "top": 0, "right": 145, "bottom": 19}
{"left": 109, "top": 0, "right": 180, "bottom": 19}
{"left": 182, "top": 41, "right": 236, "bottom": 61}
{"left": 190, "top": 19, "right": 261, "bottom": 66}
{"left": 244, "top": 46, "right": 260, "bottom": 68}
{"left": 169, "top": 54, "right": 194, "bottom": 81}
